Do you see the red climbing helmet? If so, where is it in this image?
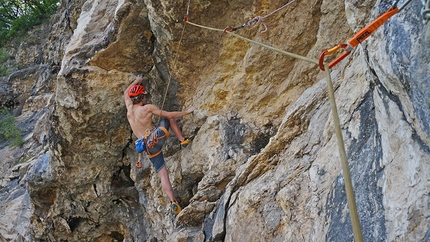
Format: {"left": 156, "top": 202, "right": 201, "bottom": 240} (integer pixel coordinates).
{"left": 129, "top": 85, "right": 147, "bottom": 97}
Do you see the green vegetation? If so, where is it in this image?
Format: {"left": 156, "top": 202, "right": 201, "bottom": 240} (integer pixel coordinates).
{"left": 14, "top": 154, "right": 30, "bottom": 166}
{"left": 0, "top": 108, "right": 22, "bottom": 146}
{"left": 0, "top": 48, "right": 9, "bottom": 76}
{"left": 0, "top": 0, "right": 60, "bottom": 47}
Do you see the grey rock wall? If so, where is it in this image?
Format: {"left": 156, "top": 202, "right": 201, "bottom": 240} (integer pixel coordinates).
{"left": 0, "top": 0, "right": 428, "bottom": 241}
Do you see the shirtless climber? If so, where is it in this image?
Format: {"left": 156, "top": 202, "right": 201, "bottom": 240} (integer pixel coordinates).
{"left": 123, "top": 75, "right": 195, "bottom": 215}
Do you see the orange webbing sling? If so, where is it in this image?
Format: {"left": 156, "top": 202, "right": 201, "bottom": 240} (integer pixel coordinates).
{"left": 145, "top": 126, "right": 169, "bottom": 158}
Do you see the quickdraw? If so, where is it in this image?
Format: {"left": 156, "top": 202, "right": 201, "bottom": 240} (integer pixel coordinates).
{"left": 182, "top": 2, "right": 364, "bottom": 241}
{"left": 224, "top": 0, "right": 296, "bottom": 33}
{"left": 224, "top": 16, "right": 268, "bottom": 33}
{"left": 319, "top": 0, "right": 413, "bottom": 71}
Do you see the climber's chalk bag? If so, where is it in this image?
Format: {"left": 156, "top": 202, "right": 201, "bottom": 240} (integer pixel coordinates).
{"left": 135, "top": 138, "right": 146, "bottom": 153}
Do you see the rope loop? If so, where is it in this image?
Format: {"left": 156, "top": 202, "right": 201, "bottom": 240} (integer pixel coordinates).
{"left": 224, "top": 0, "right": 296, "bottom": 33}
{"left": 246, "top": 16, "right": 262, "bottom": 26}
{"left": 246, "top": 16, "right": 268, "bottom": 33}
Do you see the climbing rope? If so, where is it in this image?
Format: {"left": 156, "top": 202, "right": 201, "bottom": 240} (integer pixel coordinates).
{"left": 322, "top": 64, "right": 363, "bottom": 242}
{"left": 422, "top": 0, "right": 430, "bottom": 23}
{"left": 319, "top": 0, "right": 414, "bottom": 71}
{"left": 185, "top": 1, "right": 420, "bottom": 240}
{"left": 157, "top": 1, "right": 191, "bottom": 123}
{"left": 185, "top": 11, "right": 363, "bottom": 242}
{"left": 185, "top": 20, "right": 318, "bottom": 64}
{"left": 186, "top": 0, "right": 191, "bottom": 17}
{"left": 224, "top": 0, "right": 296, "bottom": 33}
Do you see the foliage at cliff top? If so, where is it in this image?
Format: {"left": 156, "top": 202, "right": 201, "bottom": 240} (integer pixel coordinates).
{"left": 0, "top": 108, "right": 22, "bottom": 147}
{"left": 0, "top": 48, "right": 8, "bottom": 76}
{"left": 0, "top": 0, "right": 60, "bottom": 47}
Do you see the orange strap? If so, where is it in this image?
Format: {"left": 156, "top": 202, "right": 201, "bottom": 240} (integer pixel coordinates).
{"left": 147, "top": 150, "right": 162, "bottom": 159}
{"left": 146, "top": 126, "right": 169, "bottom": 158}
{"left": 319, "top": 6, "right": 399, "bottom": 71}
{"left": 348, "top": 7, "right": 399, "bottom": 47}
{"left": 160, "top": 126, "right": 169, "bottom": 139}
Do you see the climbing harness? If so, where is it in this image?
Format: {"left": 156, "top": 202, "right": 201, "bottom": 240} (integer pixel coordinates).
{"left": 134, "top": 126, "right": 170, "bottom": 168}
{"left": 145, "top": 126, "right": 169, "bottom": 159}
{"left": 319, "top": 0, "right": 414, "bottom": 71}
{"left": 135, "top": 127, "right": 169, "bottom": 154}
{"left": 422, "top": 0, "right": 430, "bottom": 23}
{"left": 223, "top": 0, "right": 296, "bottom": 33}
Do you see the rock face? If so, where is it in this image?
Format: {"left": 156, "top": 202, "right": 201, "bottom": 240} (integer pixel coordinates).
{"left": 0, "top": 0, "right": 429, "bottom": 241}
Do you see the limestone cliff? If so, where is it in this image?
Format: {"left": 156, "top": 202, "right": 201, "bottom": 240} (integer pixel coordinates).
{"left": 0, "top": 0, "right": 429, "bottom": 241}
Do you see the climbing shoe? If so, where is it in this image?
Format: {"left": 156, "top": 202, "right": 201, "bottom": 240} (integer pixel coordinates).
{"left": 180, "top": 136, "right": 194, "bottom": 148}
{"left": 171, "top": 201, "right": 182, "bottom": 215}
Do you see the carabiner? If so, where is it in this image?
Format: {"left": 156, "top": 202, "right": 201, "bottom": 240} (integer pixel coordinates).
{"left": 223, "top": 26, "right": 234, "bottom": 33}
{"left": 319, "top": 44, "right": 349, "bottom": 71}
{"left": 392, "top": 0, "right": 401, "bottom": 8}
{"left": 395, "top": 0, "right": 414, "bottom": 12}
{"left": 319, "top": 0, "right": 412, "bottom": 71}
